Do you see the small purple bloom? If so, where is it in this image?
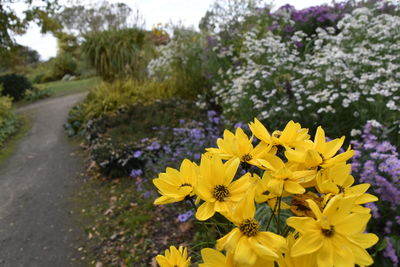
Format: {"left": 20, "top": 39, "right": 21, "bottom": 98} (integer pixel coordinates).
{"left": 133, "top": 150, "right": 142, "bottom": 158}
{"left": 130, "top": 168, "right": 143, "bottom": 178}
{"left": 177, "top": 210, "right": 194, "bottom": 222}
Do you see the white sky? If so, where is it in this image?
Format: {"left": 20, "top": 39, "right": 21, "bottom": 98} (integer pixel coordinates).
{"left": 14, "top": 0, "right": 329, "bottom": 60}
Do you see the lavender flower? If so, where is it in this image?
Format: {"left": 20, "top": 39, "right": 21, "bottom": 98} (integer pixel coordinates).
{"left": 130, "top": 168, "right": 143, "bottom": 178}
{"left": 383, "top": 237, "right": 399, "bottom": 266}
{"left": 177, "top": 210, "right": 194, "bottom": 223}
{"left": 133, "top": 150, "right": 142, "bottom": 158}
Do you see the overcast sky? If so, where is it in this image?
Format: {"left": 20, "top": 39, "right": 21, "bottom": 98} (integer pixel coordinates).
{"left": 14, "top": 0, "right": 329, "bottom": 60}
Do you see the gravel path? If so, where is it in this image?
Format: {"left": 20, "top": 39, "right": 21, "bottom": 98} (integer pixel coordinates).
{"left": 0, "top": 93, "right": 87, "bottom": 267}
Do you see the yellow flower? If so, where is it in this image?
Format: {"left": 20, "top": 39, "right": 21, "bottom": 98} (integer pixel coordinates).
{"left": 248, "top": 118, "right": 274, "bottom": 145}
{"left": 153, "top": 159, "right": 198, "bottom": 205}
{"left": 199, "top": 248, "right": 234, "bottom": 267}
{"left": 195, "top": 155, "right": 251, "bottom": 220}
{"left": 258, "top": 155, "right": 316, "bottom": 196}
{"left": 155, "top": 246, "right": 191, "bottom": 267}
{"left": 252, "top": 173, "right": 290, "bottom": 209}
{"left": 286, "top": 196, "right": 378, "bottom": 267}
{"left": 279, "top": 233, "right": 316, "bottom": 267}
{"left": 316, "top": 163, "right": 378, "bottom": 211}
{"left": 249, "top": 119, "right": 310, "bottom": 148}
{"left": 216, "top": 192, "right": 286, "bottom": 266}
{"left": 285, "top": 126, "right": 353, "bottom": 169}
{"left": 206, "top": 127, "right": 275, "bottom": 167}
{"left": 273, "top": 121, "right": 310, "bottom": 147}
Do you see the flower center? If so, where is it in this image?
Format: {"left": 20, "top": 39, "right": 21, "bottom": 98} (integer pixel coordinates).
{"left": 213, "top": 185, "right": 230, "bottom": 202}
{"left": 241, "top": 154, "right": 253, "bottom": 162}
{"left": 321, "top": 225, "right": 335, "bottom": 237}
{"left": 239, "top": 218, "right": 259, "bottom": 237}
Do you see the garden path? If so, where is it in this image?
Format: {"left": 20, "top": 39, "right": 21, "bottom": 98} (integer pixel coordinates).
{"left": 0, "top": 93, "right": 86, "bottom": 266}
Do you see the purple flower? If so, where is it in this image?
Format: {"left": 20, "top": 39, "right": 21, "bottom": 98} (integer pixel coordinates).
{"left": 146, "top": 141, "right": 161, "bottom": 151}
{"left": 234, "top": 122, "right": 244, "bottom": 129}
{"left": 384, "top": 221, "right": 392, "bottom": 234}
{"left": 143, "top": 191, "right": 151, "bottom": 199}
{"left": 365, "top": 203, "right": 380, "bottom": 219}
{"left": 383, "top": 237, "right": 399, "bottom": 266}
{"left": 133, "top": 150, "right": 142, "bottom": 158}
{"left": 177, "top": 210, "right": 194, "bottom": 222}
{"left": 207, "top": 110, "right": 217, "bottom": 117}
{"left": 130, "top": 168, "right": 143, "bottom": 178}
{"left": 294, "top": 41, "right": 304, "bottom": 48}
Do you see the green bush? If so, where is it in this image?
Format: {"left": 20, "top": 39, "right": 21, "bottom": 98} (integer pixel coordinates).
{"left": 0, "top": 73, "right": 33, "bottom": 101}
{"left": 82, "top": 79, "right": 176, "bottom": 121}
{"left": 0, "top": 93, "right": 17, "bottom": 146}
{"left": 24, "top": 85, "right": 52, "bottom": 101}
{"left": 82, "top": 28, "right": 154, "bottom": 81}
{"left": 147, "top": 26, "right": 208, "bottom": 99}
{"left": 51, "top": 52, "right": 77, "bottom": 79}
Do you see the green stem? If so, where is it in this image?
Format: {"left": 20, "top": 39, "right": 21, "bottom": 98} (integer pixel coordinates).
{"left": 277, "top": 196, "right": 282, "bottom": 234}
{"left": 188, "top": 197, "right": 197, "bottom": 211}
{"left": 265, "top": 198, "right": 279, "bottom": 231}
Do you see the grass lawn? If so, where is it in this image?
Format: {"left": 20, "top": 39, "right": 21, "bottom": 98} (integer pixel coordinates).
{"left": 12, "top": 77, "right": 100, "bottom": 109}
{"left": 42, "top": 77, "right": 100, "bottom": 97}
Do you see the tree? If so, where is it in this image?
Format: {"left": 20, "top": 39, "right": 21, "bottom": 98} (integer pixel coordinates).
{"left": 0, "top": 0, "right": 61, "bottom": 52}
{"left": 55, "top": 1, "right": 144, "bottom": 37}
{"left": 0, "top": 45, "right": 40, "bottom": 72}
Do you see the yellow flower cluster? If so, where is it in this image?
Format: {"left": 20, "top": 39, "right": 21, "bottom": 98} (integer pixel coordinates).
{"left": 153, "top": 119, "right": 379, "bottom": 267}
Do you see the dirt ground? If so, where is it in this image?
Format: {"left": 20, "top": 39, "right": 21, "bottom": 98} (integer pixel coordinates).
{"left": 0, "top": 93, "right": 86, "bottom": 267}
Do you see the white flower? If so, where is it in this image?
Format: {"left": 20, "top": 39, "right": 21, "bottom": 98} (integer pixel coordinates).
{"left": 350, "top": 129, "right": 362, "bottom": 136}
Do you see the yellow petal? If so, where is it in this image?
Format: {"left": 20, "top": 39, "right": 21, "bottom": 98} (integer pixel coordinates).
{"left": 284, "top": 180, "right": 305, "bottom": 194}
{"left": 286, "top": 217, "right": 319, "bottom": 234}
{"left": 291, "top": 233, "right": 322, "bottom": 257}
{"left": 234, "top": 237, "right": 258, "bottom": 266}
{"left": 335, "top": 213, "right": 371, "bottom": 236}
{"left": 196, "top": 201, "right": 215, "bottom": 221}
{"left": 316, "top": 240, "right": 333, "bottom": 267}
{"left": 348, "top": 233, "right": 378, "bottom": 249}
{"left": 200, "top": 248, "right": 227, "bottom": 266}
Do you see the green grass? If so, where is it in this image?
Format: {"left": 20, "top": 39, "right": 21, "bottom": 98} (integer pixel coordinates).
{"left": 0, "top": 114, "right": 31, "bottom": 165}
{"left": 42, "top": 77, "right": 100, "bottom": 97}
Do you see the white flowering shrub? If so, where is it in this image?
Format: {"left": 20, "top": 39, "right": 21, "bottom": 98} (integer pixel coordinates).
{"left": 211, "top": 6, "right": 400, "bottom": 139}
{"left": 147, "top": 27, "right": 207, "bottom": 99}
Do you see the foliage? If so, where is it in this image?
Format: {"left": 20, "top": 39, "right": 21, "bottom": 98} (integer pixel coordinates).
{"left": 0, "top": 73, "right": 33, "bottom": 101}
{"left": 82, "top": 28, "right": 153, "bottom": 81}
{"left": 50, "top": 52, "right": 78, "bottom": 78}
{"left": 147, "top": 26, "right": 208, "bottom": 99}
{"left": 0, "top": 92, "right": 17, "bottom": 146}
{"left": 55, "top": 1, "right": 144, "bottom": 37}
{"left": 64, "top": 79, "right": 176, "bottom": 135}
{"left": 68, "top": 99, "right": 222, "bottom": 178}
{"left": 0, "top": 0, "right": 61, "bottom": 52}
{"left": 0, "top": 45, "right": 40, "bottom": 73}
{"left": 23, "top": 85, "right": 52, "bottom": 101}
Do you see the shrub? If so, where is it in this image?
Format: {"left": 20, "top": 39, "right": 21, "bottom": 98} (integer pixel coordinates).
{"left": 147, "top": 26, "right": 208, "bottom": 99}
{"left": 24, "top": 85, "right": 52, "bottom": 101}
{"left": 210, "top": 5, "right": 400, "bottom": 143}
{"left": 50, "top": 52, "right": 77, "bottom": 79}
{"left": 82, "top": 28, "right": 154, "bottom": 81}
{"left": 0, "top": 91, "right": 17, "bottom": 146}
{"left": 0, "top": 73, "right": 33, "bottom": 101}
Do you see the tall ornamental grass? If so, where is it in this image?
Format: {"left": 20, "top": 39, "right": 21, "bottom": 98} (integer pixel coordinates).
{"left": 82, "top": 28, "right": 154, "bottom": 81}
